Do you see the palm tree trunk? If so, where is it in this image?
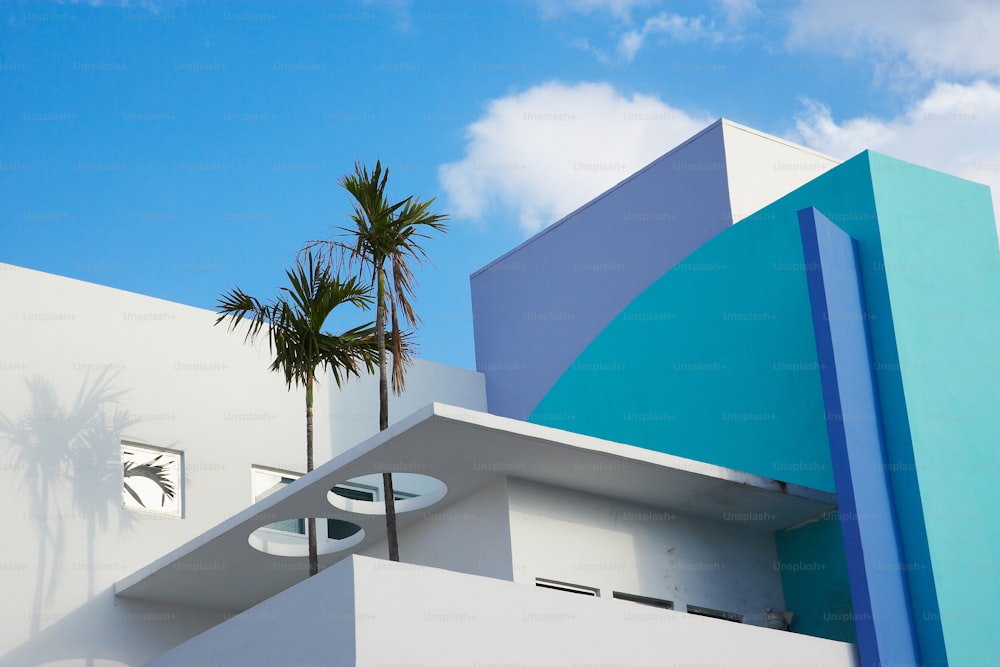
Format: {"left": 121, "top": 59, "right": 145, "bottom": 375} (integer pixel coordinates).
{"left": 377, "top": 268, "right": 400, "bottom": 562}
{"left": 306, "top": 376, "right": 318, "bottom": 577}
{"left": 377, "top": 270, "right": 389, "bottom": 432}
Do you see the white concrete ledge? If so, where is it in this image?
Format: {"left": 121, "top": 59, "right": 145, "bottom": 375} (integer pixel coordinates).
{"left": 116, "top": 403, "right": 836, "bottom": 612}
{"left": 149, "top": 555, "right": 859, "bottom": 667}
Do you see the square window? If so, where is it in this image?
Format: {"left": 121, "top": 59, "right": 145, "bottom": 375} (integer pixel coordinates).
{"left": 121, "top": 442, "right": 182, "bottom": 516}
{"left": 252, "top": 466, "right": 306, "bottom": 535}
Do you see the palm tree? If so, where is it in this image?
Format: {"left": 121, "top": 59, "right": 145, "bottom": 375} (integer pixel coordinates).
{"left": 310, "top": 159, "right": 447, "bottom": 562}
{"left": 215, "top": 251, "right": 379, "bottom": 576}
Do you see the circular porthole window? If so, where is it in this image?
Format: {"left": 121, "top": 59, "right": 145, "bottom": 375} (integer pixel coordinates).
{"left": 247, "top": 518, "right": 365, "bottom": 557}
{"left": 327, "top": 473, "right": 447, "bottom": 515}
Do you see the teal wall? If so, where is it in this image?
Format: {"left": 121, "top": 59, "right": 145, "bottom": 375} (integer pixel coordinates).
{"left": 867, "top": 154, "right": 1000, "bottom": 666}
{"left": 798, "top": 205, "right": 919, "bottom": 664}
{"left": 529, "top": 151, "right": 1000, "bottom": 660}
{"left": 529, "top": 207, "right": 833, "bottom": 491}
{"left": 745, "top": 154, "right": 942, "bottom": 659}
{"left": 739, "top": 152, "right": 1000, "bottom": 665}
{"left": 528, "top": 185, "right": 855, "bottom": 641}
{"left": 775, "top": 515, "right": 855, "bottom": 642}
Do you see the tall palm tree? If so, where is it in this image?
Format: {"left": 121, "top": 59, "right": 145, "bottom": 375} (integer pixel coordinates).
{"left": 215, "top": 252, "right": 379, "bottom": 576}
{"left": 311, "top": 159, "right": 447, "bottom": 562}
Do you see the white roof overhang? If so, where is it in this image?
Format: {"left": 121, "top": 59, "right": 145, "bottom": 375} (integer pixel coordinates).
{"left": 115, "top": 403, "right": 836, "bottom": 612}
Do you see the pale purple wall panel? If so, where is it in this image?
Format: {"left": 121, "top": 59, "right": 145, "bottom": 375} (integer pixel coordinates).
{"left": 471, "top": 121, "right": 734, "bottom": 419}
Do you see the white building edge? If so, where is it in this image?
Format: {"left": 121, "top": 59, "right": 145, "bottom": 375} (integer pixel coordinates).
{"left": 0, "top": 120, "right": 861, "bottom": 666}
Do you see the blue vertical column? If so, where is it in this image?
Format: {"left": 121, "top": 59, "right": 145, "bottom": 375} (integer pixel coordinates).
{"left": 798, "top": 207, "right": 920, "bottom": 667}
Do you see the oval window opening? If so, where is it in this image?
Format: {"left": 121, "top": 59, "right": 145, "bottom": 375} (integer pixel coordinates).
{"left": 327, "top": 473, "right": 447, "bottom": 515}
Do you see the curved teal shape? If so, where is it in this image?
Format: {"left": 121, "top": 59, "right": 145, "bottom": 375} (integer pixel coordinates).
{"left": 529, "top": 204, "right": 833, "bottom": 491}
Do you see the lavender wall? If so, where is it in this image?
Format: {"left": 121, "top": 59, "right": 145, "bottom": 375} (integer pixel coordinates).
{"left": 471, "top": 120, "right": 733, "bottom": 420}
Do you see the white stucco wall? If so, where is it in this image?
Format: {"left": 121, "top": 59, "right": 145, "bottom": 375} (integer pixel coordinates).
{"left": 0, "top": 264, "right": 310, "bottom": 666}
{"left": 0, "top": 263, "right": 485, "bottom": 666}
{"left": 151, "top": 555, "right": 859, "bottom": 667}
{"left": 147, "top": 555, "right": 358, "bottom": 667}
{"left": 506, "top": 477, "right": 787, "bottom": 627}
{"left": 359, "top": 477, "right": 514, "bottom": 580}
{"left": 722, "top": 121, "right": 840, "bottom": 224}
{"left": 328, "top": 357, "right": 487, "bottom": 457}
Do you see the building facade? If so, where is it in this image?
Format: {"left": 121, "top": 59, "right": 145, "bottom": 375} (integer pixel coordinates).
{"left": 2, "top": 119, "right": 996, "bottom": 666}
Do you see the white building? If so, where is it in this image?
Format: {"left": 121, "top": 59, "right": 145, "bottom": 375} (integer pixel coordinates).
{"left": 0, "top": 260, "right": 858, "bottom": 667}
{"left": 0, "top": 121, "right": 879, "bottom": 666}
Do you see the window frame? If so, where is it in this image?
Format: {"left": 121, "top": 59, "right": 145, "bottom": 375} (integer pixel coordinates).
{"left": 251, "top": 465, "right": 307, "bottom": 535}
{"left": 534, "top": 577, "right": 600, "bottom": 597}
{"left": 121, "top": 441, "right": 184, "bottom": 518}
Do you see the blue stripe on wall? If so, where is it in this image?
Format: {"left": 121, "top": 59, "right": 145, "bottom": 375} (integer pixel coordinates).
{"left": 799, "top": 206, "right": 920, "bottom": 667}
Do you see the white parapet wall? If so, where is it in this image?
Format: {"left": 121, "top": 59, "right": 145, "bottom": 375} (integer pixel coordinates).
{"left": 150, "top": 554, "right": 861, "bottom": 667}
{"left": 359, "top": 477, "right": 515, "bottom": 581}
{"left": 507, "top": 477, "right": 788, "bottom": 626}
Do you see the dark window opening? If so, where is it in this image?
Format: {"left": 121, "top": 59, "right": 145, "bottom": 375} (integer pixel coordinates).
{"left": 535, "top": 578, "right": 599, "bottom": 596}
{"left": 327, "top": 519, "right": 363, "bottom": 540}
{"left": 687, "top": 604, "right": 744, "bottom": 623}
{"left": 613, "top": 591, "right": 673, "bottom": 610}
{"left": 331, "top": 484, "right": 376, "bottom": 501}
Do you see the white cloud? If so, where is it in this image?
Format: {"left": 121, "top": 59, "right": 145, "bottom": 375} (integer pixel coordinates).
{"left": 537, "top": 0, "right": 757, "bottom": 24}
{"left": 792, "top": 80, "right": 1000, "bottom": 227}
{"left": 534, "top": 0, "right": 654, "bottom": 20}
{"left": 617, "top": 12, "right": 722, "bottom": 62}
{"left": 539, "top": 1, "right": 737, "bottom": 63}
{"left": 714, "top": 0, "right": 759, "bottom": 23}
{"left": 438, "top": 81, "right": 712, "bottom": 235}
{"left": 786, "top": 0, "right": 1000, "bottom": 80}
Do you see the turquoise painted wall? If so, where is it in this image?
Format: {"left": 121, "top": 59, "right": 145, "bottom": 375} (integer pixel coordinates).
{"left": 529, "top": 208, "right": 834, "bottom": 491}
{"left": 736, "top": 152, "right": 1000, "bottom": 665}
{"left": 527, "top": 181, "right": 858, "bottom": 641}
{"left": 742, "top": 153, "right": 946, "bottom": 663}
{"left": 774, "top": 515, "right": 855, "bottom": 642}
{"left": 529, "top": 151, "right": 1000, "bottom": 660}
{"left": 867, "top": 154, "right": 1000, "bottom": 666}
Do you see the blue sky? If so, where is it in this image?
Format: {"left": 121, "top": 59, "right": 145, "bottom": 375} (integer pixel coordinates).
{"left": 3, "top": 0, "right": 999, "bottom": 370}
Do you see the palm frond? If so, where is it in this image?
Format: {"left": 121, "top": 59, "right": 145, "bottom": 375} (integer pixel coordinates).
{"left": 123, "top": 459, "right": 176, "bottom": 509}
{"left": 123, "top": 480, "right": 145, "bottom": 508}
{"left": 323, "top": 160, "right": 448, "bottom": 396}
{"left": 215, "top": 251, "right": 378, "bottom": 392}
{"left": 215, "top": 287, "right": 271, "bottom": 343}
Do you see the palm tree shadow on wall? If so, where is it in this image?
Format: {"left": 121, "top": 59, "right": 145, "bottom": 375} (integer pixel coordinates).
{"left": 0, "top": 371, "right": 163, "bottom": 639}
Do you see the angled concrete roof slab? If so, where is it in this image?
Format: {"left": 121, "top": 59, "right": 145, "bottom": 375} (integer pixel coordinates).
{"left": 115, "top": 403, "right": 836, "bottom": 612}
